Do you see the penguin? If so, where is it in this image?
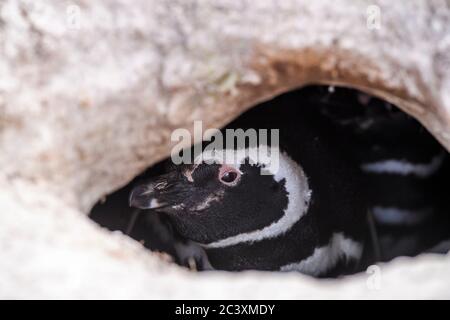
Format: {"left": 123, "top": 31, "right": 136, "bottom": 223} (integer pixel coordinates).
{"left": 305, "top": 86, "right": 450, "bottom": 260}
{"left": 129, "top": 93, "right": 368, "bottom": 277}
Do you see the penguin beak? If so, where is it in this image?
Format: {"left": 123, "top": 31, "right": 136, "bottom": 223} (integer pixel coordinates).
{"left": 129, "top": 178, "right": 170, "bottom": 210}
{"left": 129, "top": 169, "right": 190, "bottom": 211}
{"left": 129, "top": 184, "right": 158, "bottom": 209}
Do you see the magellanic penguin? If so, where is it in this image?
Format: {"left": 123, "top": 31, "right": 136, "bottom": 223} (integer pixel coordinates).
{"left": 312, "top": 88, "right": 447, "bottom": 227}
{"left": 129, "top": 94, "right": 368, "bottom": 277}
{"left": 308, "top": 86, "right": 450, "bottom": 260}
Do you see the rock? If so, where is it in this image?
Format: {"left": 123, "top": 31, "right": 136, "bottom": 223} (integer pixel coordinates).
{"left": 0, "top": 0, "right": 449, "bottom": 298}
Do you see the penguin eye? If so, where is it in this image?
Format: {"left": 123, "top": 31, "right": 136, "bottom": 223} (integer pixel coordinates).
{"left": 221, "top": 171, "right": 237, "bottom": 183}
{"left": 218, "top": 166, "right": 241, "bottom": 185}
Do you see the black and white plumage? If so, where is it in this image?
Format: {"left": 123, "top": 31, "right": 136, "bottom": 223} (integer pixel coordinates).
{"left": 310, "top": 87, "right": 450, "bottom": 260}
{"left": 129, "top": 95, "right": 367, "bottom": 277}
{"left": 312, "top": 88, "right": 447, "bottom": 227}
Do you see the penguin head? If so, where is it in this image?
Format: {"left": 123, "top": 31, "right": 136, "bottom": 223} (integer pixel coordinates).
{"left": 129, "top": 147, "right": 311, "bottom": 245}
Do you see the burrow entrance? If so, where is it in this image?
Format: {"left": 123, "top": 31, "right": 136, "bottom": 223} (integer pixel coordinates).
{"left": 90, "top": 85, "right": 450, "bottom": 277}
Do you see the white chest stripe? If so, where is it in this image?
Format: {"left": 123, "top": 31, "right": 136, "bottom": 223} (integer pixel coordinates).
{"left": 202, "top": 151, "right": 311, "bottom": 249}
{"left": 280, "top": 233, "right": 362, "bottom": 276}
{"left": 360, "top": 152, "right": 445, "bottom": 178}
